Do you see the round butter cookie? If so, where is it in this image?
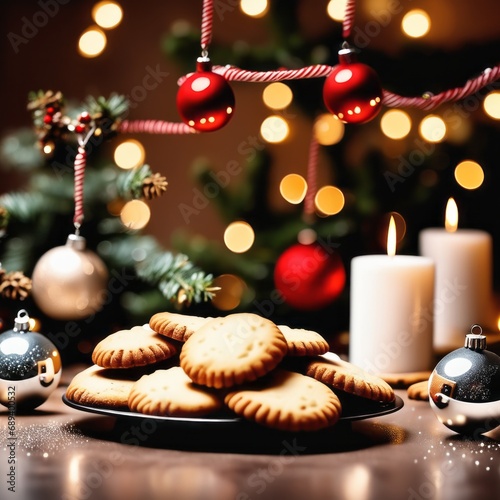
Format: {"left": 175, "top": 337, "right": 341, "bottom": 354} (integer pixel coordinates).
{"left": 66, "top": 364, "right": 138, "bottom": 409}
{"left": 180, "top": 313, "right": 288, "bottom": 389}
{"left": 128, "top": 366, "right": 223, "bottom": 417}
{"left": 92, "top": 325, "right": 178, "bottom": 369}
{"left": 149, "top": 312, "right": 210, "bottom": 342}
{"left": 407, "top": 380, "right": 429, "bottom": 401}
{"left": 224, "top": 369, "right": 342, "bottom": 431}
{"left": 278, "top": 325, "right": 330, "bottom": 356}
{"left": 305, "top": 357, "right": 395, "bottom": 402}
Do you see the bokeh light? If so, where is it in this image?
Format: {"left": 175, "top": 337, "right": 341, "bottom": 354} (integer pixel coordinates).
{"left": 120, "top": 200, "right": 151, "bottom": 230}
{"left": 380, "top": 109, "right": 412, "bottom": 139}
{"left": 454, "top": 160, "right": 484, "bottom": 190}
{"left": 402, "top": 9, "right": 431, "bottom": 38}
{"left": 297, "top": 228, "right": 317, "bottom": 245}
{"left": 262, "top": 82, "right": 293, "bottom": 110}
{"left": 224, "top": 221, "right": 255, "bottom": 253}
{"left": 314, "top": 186, "right": 345, "bottom": 216}
{"left": 78, "top": 27, "right": 107, "bottom": 58}
{"left": 314, "top": 114, "right": 345, "bottom": 145}
{"left": 483, "top": 91, "right": 500, "bottom": 119}
{"left": 260, "top": 116, "right": 289, "bottom": 143}
{"left": 114, "top": 140, "right": 145, "bottom": 169}
{"left": 92, "top": 1, "right": 123, "bottom": 29}
{"left": 240, "top": 0, "right": 269, "bottom": 18}
{"left": 211, "top": 274, "right": 247, "bottom": 311}
{"left": 280, "top": 174, "right": 308, "bottom": 204}
{"left": 419, "top": 115, "right": 446, "bottom": 143}
{"left": 326, "top": 0, "right": 348, "bottom": 21}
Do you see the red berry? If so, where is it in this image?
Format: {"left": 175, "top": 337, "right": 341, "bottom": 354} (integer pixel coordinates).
{"left": 46, "top": 106, "right": 56, "bottom": 115}
{"left": 74, "top": 124, "right": 86, "bottom": 134}
{"left": 79, "top": 112, "right": 91, "bottom": 124}
{"left": 43, "top": 114, "right": 53, "bottom": 124}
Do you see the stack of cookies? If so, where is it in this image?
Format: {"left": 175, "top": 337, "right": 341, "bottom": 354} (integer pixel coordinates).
{"left": 66, "top": 312, "right": 395, "bottom": 432}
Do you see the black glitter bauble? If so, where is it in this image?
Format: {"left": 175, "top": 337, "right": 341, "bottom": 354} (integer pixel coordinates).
{"left": 429, "top": 328, "right": 500, "bottom": 435}
{"left": 0, "top": 309, "right": 62, "bottom": 410}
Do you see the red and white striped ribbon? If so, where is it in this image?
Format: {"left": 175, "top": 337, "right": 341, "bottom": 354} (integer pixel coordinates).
{"left": 201, "top": 0, "right": 213, "bottom": 51}
{"left": 342, "top": 0, "right": 357, "bottom": 39}
{"left": 304, "top": 134, "right": 319, "bottom": 216}
{"left": 177, "top": 64, "right": 333, "bottom": 85}
{"left": 383, "top": 65, "right": 500, "bottom": 110}
{"left": 73, "top": 146, "right": 86, "bottom": 228}
{"left": 119, "top": 120, "right": 197, "bottom": 134}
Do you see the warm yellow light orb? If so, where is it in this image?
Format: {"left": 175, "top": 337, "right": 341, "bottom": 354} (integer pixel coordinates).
{"left": 78, "top": 27, "right": 107, "bottom": 58}
{"left": 120, "top": 200, "right": 151, "bottom": 230}
{"left": 483, "top": 91, "right": 500, "bottom": 119}
{"left": 211, "top": 274, "right": 247, "bottom": 311}
{"left": 113, "top": 140, "right": 145, "bottom": 169}
{"left": 240, "top": 0, "right": 268, "bottom": 18}
{"left": 314, "top": 186, "right": 345, "bottom": 216}
{"left": 326, "top": 0, "right": 348, "bottom": 21}
{"left": 314, "top": 114, "right": 345, "bottom": 145}
{"left": 380, "top": 109, "right": 412, "bottom": 139}
{"left": 260, "top": 116, "right": 289, "bottom": 143}
{"left": 402, "top": 9, "right": 431, "bottom": 38}
{"left": 280, "top": 174, "right": 308, "bottom": 204}
{"left": 454, "top": 160, "right": 484, "bottom": 190}
{"left": 224, "top": 221, "right": 255, "bottom": 253}
{"left": 262, "top": 82, "right": 293, "bottom": 110}
{"left": 419, "top": 115, "right": 446, "bottom": 143}
{"left": 92, "top": 1, "right": 123, "bottom": 29}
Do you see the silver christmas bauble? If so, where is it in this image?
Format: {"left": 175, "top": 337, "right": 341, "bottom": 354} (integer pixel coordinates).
{"left": 0, "top": 309, "right": 62, "bottom": 410}
{"left": 31, "top": 234, "right": 109, "bottom": 320}
{"left": 428, "top": 327, "right": 500, "bottom": 435}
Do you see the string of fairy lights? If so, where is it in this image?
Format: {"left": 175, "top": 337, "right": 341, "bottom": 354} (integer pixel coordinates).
{"left": 74, "top": 0, "right": 500, "bottom": 310}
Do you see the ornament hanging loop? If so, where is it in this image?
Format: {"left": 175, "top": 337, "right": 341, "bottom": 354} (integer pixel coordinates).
{"left": 470, "top": 324, "right": 483, "bottom": 335}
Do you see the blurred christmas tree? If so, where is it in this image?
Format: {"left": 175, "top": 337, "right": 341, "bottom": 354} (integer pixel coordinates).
{"left": 159, "top": 0, "right": 500, "bottom": 342}
{"left": 0, "top": 90, "right": 216, "bottom": 363}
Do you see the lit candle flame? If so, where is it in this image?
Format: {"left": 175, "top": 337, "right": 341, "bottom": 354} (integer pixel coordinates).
{"left": 387, "top": 216, "right": 397, "bottom": 257}
{"left": 445, "top": 197, "right": 458, "bottom": 233}
{"left": 497, "top": 315, "right": 500, "bottom": 332}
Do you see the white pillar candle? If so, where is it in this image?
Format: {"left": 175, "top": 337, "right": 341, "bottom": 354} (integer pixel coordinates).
{"left": 419, "top": 200, "right": 495, "bottom": 352}
{"left": 349, "top": 254, "right": 435, "bottom": 374}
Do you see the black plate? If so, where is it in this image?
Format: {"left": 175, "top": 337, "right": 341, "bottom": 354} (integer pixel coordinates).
{"left": 62, "top": 394, "right": 403, "bottom": 425}
{"left": 63, "top": 394, "right": 404, "bottom": 452}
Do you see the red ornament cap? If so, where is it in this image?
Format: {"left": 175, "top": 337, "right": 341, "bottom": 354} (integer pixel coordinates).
{"left": 323, "top": 45, "right": 382, "bottom": 124}
{"left": 177, "top": 57, "right": 235, "bottom": 132}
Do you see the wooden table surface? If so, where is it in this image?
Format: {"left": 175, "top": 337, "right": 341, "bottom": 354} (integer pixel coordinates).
{"left": 1, "top": 364, "right": 499, "bottom": 500}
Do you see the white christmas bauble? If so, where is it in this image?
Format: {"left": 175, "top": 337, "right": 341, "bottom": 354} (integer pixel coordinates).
{"left": 31, "top": 234, "right": 109, "bottom": 320}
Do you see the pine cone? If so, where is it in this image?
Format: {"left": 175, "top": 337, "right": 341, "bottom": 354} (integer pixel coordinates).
{"left": 0, "top": 206, "right": 9, "bottom": 230}
{"left": 27, "top": 90, "right": 63, "bottom": 112}
{"left": 0, "top": 271, "right": 32, "bottom": 301}
{"left": 142, "top": 173, "right": 168, "bottom": 200}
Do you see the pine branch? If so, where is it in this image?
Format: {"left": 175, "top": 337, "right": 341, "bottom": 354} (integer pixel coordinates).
{"left": 116, "top": 164, "right": 168, "bottom": 200}
{"left": 136, "top": 250, "right": 216, "bottom": 307}
{"left": 0, "top": 192, "right": 47, "bottom": 223}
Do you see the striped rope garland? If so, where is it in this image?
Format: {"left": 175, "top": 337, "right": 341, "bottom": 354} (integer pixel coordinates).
{"left": 200, "top": 0, "right": 213, "bottom": 52}
{"left": 73, "top": 145, "right": 86, "bottom": 230}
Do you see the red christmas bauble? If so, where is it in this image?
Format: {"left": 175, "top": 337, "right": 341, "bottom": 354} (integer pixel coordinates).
{"left": 177, "top": 59, "right": 235, "bottom": 132}
{"left": 323, "top": 47, "right": 382, "bottom": 124}
{"left": 274, "top": 242, "right": 346, "bottom": 311}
